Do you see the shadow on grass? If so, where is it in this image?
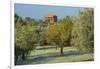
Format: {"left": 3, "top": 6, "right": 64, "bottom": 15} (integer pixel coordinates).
{"left": 82, "top": 59, "right": 94, "bottom": 61}
{"left": 36, "top": 46, "right": 57, "bottom": 50}
{"left": 16, "top": 50, "right": 80, "bottom": 65}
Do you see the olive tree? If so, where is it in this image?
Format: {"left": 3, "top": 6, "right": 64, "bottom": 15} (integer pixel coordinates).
{"left": 71, "top": 8, "right": 94, "bottom": 53}
{"left": 15, "top": 23, "right": 38, "bottom": 61}
{"left": 44, "top": 16, "right": 73, "bottom": 55}
{"left": 14, "top": 15, "right": 38, "bottom": 64}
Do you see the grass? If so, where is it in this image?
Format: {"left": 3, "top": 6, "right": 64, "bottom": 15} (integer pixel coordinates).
{"left": 16, "top": 46, "right": 94, "bottom": 65}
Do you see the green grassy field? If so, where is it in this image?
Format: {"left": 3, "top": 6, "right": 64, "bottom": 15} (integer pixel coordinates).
{"left": 16, "top": 46, "right": 94, "bottom": 65}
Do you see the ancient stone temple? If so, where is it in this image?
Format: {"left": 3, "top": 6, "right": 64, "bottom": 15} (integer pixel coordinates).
{"left": 44, "top": 14, "right": 57, "bottom": 24}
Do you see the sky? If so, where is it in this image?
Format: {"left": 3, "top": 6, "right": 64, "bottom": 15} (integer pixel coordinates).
{"left": 15, "top": 3, "right": 84, "bottom": 20}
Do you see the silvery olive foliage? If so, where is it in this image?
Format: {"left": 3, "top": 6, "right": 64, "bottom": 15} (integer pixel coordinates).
{"left": 71, "top": 8, "right": 94, "bottom": 53}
